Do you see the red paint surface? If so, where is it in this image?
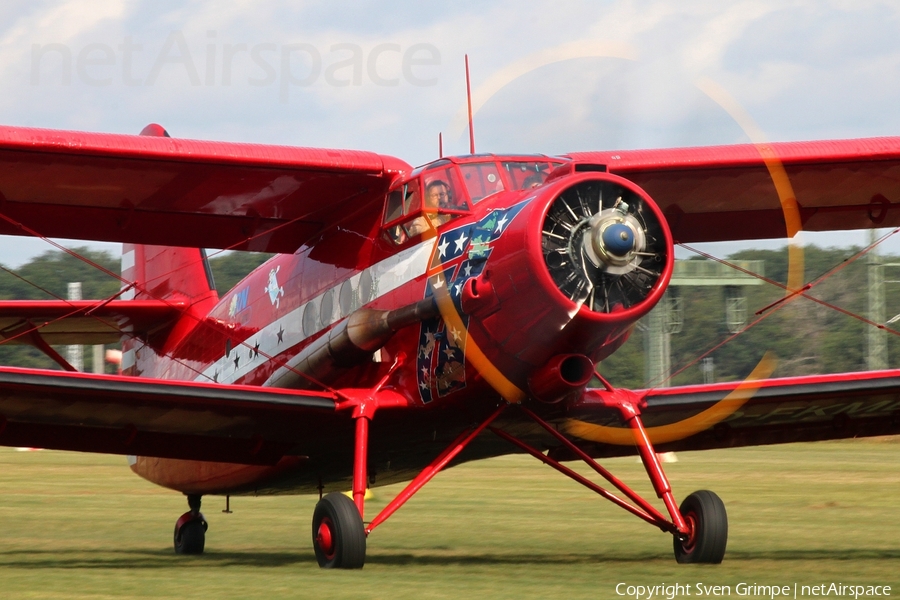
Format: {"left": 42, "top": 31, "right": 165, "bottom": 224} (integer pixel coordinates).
{"left": 0, "top": 127, "right": 898, "bottom": 498}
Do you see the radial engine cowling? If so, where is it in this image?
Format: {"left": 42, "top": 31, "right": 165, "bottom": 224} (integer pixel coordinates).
{"left": 468, "top": 172, "right": 673, "bottom": 375}
{"left": 541, "top": 173, "right": 671, "bottom": 317}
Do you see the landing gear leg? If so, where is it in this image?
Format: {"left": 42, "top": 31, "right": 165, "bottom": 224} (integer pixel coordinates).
{"left": 312, "top": 414, "right": 369, "bottom": 569}
{"left": 622, "top": 406, "right": 728, "bottom": 564}
{"left": 174, "top": 493, "right": 207, "bottom": 555}
{"left": 312, "top": 368, "right": 495, "bottom": 569}
{"left": 505, "top": 396, "right": 728, "bottom": 564}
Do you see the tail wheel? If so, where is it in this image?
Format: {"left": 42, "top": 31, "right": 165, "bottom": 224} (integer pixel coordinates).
{"left": 312, "top": 492, "right": 366, "bottom": 569}
{"left": 673, "top": 490, "right": 727, "bottom": 564}
{"left": 173, "top": 516, "right": 207, "bottom": 555}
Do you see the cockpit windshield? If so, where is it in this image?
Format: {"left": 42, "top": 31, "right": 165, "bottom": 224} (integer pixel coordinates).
{"left": 503, "top": 161, "right": 554, "bottom": 190}
{"left": 459, "top": 162, "right": 505, "bottom": 204}
{"left": 382, "top": 158, "right": 562, "bottom": 245}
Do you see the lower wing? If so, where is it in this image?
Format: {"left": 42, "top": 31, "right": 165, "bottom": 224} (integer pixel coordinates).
{"left": 561, "top": 370, "right": 900, "bottom": 458}
{"left": 0, "top": 367, "right": 339, "bottom": 465}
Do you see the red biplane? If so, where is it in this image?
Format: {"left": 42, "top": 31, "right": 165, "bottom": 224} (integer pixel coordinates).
{"left": 0, "top": 121, "right": 898, "bottom": 568}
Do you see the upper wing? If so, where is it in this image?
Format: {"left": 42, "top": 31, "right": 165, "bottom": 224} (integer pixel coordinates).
{"left": 0, "top": 366, "right": 341, "bottom": 465}
{"left": 0, "top": 125, "right": 411, "bottom": 253}
{"left": 566, "top": 137, "right": 900, "bottom": 243}
{"left": 562, "top": 369, "right": 900, "bottom": 457}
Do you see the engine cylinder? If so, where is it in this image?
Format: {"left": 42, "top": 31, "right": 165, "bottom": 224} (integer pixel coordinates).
{"left": 541, "top": 174, "right": 671, "bottom": 314}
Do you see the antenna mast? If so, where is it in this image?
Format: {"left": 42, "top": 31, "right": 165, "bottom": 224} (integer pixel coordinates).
{"left": 465, "top": 54, "right": 475, "bottom": 154}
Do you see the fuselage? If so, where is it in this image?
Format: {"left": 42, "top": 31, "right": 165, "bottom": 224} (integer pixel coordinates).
{"left": 128, "top": 153, "right": 673, "bottom": 496}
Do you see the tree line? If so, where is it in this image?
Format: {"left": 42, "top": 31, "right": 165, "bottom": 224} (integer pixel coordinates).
{"left": 599, "top": 245, "right": 887, "bottom": 388}
{"left": 0, "top": 245, "right": 890, "bottom": 386}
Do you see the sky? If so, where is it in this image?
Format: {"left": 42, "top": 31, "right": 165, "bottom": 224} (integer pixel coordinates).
{"left": 1, "top": 0, "right": 899, "bottom": 266}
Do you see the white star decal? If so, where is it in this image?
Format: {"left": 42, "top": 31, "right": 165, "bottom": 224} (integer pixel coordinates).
{"left": 464, "top": 263, "right": 473, "bottom": 277}
{"left": 495, "top": 214, "right": 509, "bottom": 233}
{"left": 454, "top": 231, "right": 468, "bottom": 252}
{"left": 438, "top": 238, "right": 450, "bottom": 257}
{"left": 450, "top": 326, "right": 462, "bottom": 342}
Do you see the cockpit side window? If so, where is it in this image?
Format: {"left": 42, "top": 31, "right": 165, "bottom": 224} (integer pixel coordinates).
{"left": 459, "top": 162, "right": 505, "bottom": 204}
{"left": 383, "top": 180, "right": 421, "bottom": 245}
{"left": 384, "top": 180, "right": 421, "bottom": 221}
{"left": 404, "top": 179, "right": 422, "bottom": 213}
{"left": 503, "top": 161, "right": 553, "bottom": 190}
{"left": 384, "top": 189, "right": 404, "bottom": 223}
{"left": 382, "top": 172, "right": 470, "bottom": 245}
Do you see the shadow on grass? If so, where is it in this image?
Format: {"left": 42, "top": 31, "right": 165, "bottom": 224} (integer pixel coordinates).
{"left": 0, "top": 548, "right": 313, "bottom": 569}
{"left": 367, "top": 548, "right": 900, "bottom": 566}
{"left": 1, "top": 547, "right": 898, "bottom": 569}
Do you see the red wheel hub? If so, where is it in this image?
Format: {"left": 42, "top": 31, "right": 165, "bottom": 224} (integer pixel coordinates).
{"left": 316, "top": 517, "right": 335, "bottom": 560}
{"left": 680, "top": 512, "right": 698, "bottom": 553}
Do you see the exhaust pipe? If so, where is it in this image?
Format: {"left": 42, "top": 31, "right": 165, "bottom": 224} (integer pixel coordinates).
{"left": 271, "top": 297, "right": 439, "bottom": 389}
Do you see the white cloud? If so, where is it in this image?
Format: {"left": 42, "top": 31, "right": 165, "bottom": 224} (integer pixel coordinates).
{"left": 2, "top": 0, "right": 900, "bottom": 261}
{"left": 680, "top": 1, "right": 781, "bottom": 74}
{"left": 0, "top": 1, "right": 128, "bottom": 75}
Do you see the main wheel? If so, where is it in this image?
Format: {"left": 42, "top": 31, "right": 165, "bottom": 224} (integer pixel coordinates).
{"left": 673, "top": 490, "right": 727, "bottom": 564}
{"left": 174, "top": 517, "right": 207, "bottom": 555}
{"left": 312, "top": 492, "right": 366, "bottom": 569}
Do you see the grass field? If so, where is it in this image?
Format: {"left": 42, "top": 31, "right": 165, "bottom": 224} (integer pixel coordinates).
{"left": 0, "top": 439, "right": 898, "bottom": 599}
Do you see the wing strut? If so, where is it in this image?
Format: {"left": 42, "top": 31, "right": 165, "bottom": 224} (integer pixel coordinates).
{"left": 1, "top": 320, "right": 76, "bottom": 371}
{"left": 364, "top": 403, "right": 507, "bottom": 533}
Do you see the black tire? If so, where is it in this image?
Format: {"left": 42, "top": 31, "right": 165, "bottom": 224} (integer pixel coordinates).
{"left": 312, "top": 492, "right": 366, "bottom": 569}
{"left": 673, "top": 490, "right": 727, "bottom": 564}
{"left": 174, "top": 518, "right": 207, "bottom": 555}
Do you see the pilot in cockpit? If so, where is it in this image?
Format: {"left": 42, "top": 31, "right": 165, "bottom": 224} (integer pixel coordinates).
{"left": 406, "top": 179, "right": 453, "bottom": 236}
{"left": 522, "top": 173, "right": 544, "bottom": 189}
